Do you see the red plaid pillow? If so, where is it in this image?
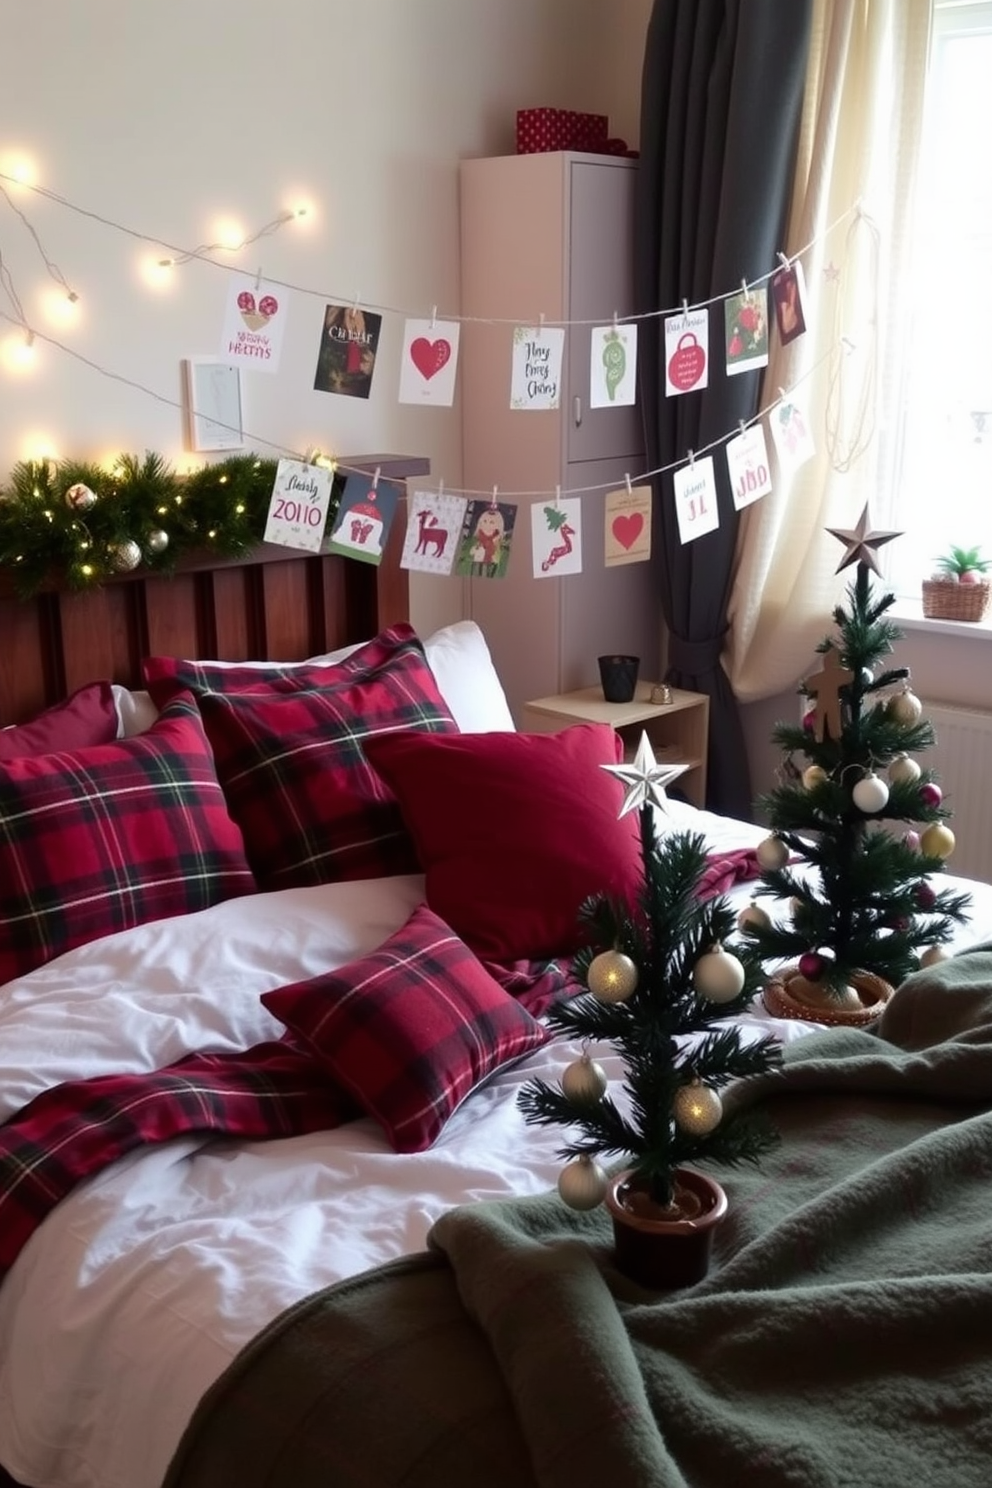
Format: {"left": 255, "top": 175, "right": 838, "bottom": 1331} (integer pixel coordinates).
{"left": 0, "top": 681, "right": 118, "bottom": 761}
{"left": 0, "top": 693, "right": 255, "bottom": 983}
{"left": 363, "top": 723, "right": 642, "bottom": 962}
{"left": 144, "top": 626, "right": 457, "bottom": 889}
{"left": 261, "top": 904, "right": 549, "bottom": 1152}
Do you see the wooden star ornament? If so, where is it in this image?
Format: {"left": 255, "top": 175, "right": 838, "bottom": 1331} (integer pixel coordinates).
{"left": 826, "top": 503, "right": 902, "bottom": 577}
{"left": 601, "top": 731, "right": 689, "bottom": 818}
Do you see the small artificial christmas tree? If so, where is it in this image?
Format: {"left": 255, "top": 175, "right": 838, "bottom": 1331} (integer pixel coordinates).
{"left": 739, "top": 505, "right": 972, "bottom": 1011}
{"left": 518, "top": 736, "right": 781, "bottom": 1224}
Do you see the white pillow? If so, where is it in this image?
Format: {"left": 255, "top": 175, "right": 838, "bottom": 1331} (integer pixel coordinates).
{"left": 113, "top": 621, "right": 514, "bottom": 737}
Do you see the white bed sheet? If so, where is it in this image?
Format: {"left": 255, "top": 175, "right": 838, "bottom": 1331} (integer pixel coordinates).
{"left": 1, "top": 801, "right": 990, "bottom": 1488}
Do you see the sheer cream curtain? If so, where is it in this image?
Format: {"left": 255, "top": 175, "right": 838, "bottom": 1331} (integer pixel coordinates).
{"left": 727, "top": 0, "right": 932, "bottom": 704}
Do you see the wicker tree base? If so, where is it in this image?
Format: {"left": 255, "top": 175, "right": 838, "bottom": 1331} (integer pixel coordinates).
{"left": 763, "top": 966, "right": 894, "bottom": 1027}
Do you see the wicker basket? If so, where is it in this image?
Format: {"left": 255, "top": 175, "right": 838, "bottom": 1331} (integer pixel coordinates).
{"left": 921, "top": 578, "right": 990, "bottom": 623}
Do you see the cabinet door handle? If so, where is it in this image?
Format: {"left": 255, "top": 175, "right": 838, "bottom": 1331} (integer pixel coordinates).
{"left": 573, "top": 395, "right": 583, "bottom": 427}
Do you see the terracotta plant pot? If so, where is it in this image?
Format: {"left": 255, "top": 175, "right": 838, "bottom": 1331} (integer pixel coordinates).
{"left": 605, "top": 1166, "right": 727, "bottom": 1289}
{"left": 762, "top": 965, "right": 894, "bottom": 1027}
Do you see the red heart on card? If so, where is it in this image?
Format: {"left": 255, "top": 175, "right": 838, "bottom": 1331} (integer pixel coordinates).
{"left": 410, "top": 337, "right": 451, "bottom": 380}
{"left": 612, "top": 513, "right": 643, "bottom": 550}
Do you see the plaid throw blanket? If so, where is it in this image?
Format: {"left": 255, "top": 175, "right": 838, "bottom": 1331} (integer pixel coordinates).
{"left": 0, "top": 1041, "right": 350, "bottom": 1284}
{"left": 164, "top": 944, "right": 992, "bottom": 1488}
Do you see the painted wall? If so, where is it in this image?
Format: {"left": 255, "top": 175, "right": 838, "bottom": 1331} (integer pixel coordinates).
{"left": 0, "top": 0, "right": 651, "bottom": 638}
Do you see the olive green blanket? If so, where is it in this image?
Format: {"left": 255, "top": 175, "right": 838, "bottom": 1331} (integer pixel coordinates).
{"left": 164, "top": 947, "right": 992, "bottom": 1488}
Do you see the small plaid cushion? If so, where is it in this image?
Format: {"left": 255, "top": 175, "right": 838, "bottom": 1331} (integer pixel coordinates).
{"left": 0, "top": 692, "right": 256, "bottom": 983}
{"left": 145, "top": 625, "right": 457, "bottom": 889}
{"left": 261, "top": 903, "right": 550, "bottom": 1152}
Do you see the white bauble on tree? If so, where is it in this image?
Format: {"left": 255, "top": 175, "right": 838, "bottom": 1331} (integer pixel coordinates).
{"left": 920, "top": 945, "right": 951, "bottom": 968}
{"left": 561, "top": 1053, "right": 608, "bottom": 1105}
{"left": 587, "top": 949, "right": 638, "bottom": 1004}
{"left": 106, "top": 539, "right": 142, "bottom": 574}
{"left": 692, "top": 944, "right": 745, "bottom": 1004}
{"left": 851, "top": 771, "right": 890, "bottom": 814}
{"left": 557, "top": 1154, "right": 608, "bottom": 1211}
{"left": 756, "top": 834, "right": 789, "bottom": 871}
{"left": 672, "top": 1081, "right": 723, "bottom": 1136}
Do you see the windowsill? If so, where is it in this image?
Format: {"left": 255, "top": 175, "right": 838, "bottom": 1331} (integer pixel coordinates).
{"left": 889, "top": 598, "right": 992, "bottom": 642}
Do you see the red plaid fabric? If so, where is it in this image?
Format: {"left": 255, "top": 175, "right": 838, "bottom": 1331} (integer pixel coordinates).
{"left": 143, "top": 625, "right": 457, "bottom": 889}
{"left": 262, "top": 904, "right": 550, "bottom": 1153}
{"left": 0, "top": 694, "right": 256, "bottom": 983}
{"left": 0, "top": 1041, "right": 352, "bottom": 1285}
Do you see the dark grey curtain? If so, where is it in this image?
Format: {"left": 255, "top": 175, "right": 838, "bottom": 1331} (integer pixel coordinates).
{"left": 636, "top": 0, "right": 812, "bottom": 817}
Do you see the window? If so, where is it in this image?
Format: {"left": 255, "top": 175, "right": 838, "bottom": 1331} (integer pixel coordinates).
{"left": 885, "top": 0, "right": 992, "bottom": 599}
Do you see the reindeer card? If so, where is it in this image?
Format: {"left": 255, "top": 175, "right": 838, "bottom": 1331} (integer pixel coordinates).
{"left": 400, "top": 488, "right": 467, "bottom": 575}
{"left": 531, "top": 497, "right": 582, "bottom": 578}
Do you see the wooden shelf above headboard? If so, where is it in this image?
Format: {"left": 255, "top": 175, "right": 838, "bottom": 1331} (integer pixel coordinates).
{"left": 0, "top": 453, "right": 427, "bottom": 726}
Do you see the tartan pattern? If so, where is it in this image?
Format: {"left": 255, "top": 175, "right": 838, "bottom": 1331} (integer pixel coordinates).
{"left": 0, "top": 680, "right": 118, "bottom": 761}
{"left": 262, "top": 903, "right": 549, "bottom": 1153}
{"left": 144, "top": 627, "right": 458, "bottom": 889}
{"left": 0, "top": 1041, "right": 353, "bottom": 1285}
{"left": 0, "top": 693, "right": 256, "bottom": 983}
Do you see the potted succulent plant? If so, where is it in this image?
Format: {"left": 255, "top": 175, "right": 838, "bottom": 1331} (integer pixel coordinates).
{"left": 923, "top": 545, "right": 991, "bottom": 621}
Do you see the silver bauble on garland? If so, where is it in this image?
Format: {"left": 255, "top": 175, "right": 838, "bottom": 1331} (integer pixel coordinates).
{"left": 106, "top": 539, "right": 142, "bottom": 574}
{"left": 561, "top": 1053, "right": 608, "bottom": 1105}
{"left": 146, "top": 528, "right": 170, "bottom": 555}
{"left": 557, "top": 1154, "right": 608, "bottom": 1211}
{"left": 692, "top": 944, "right": 745, "bottom": 1004}
{"left": 64, "top": 482, "right": 97, "bottom": 512}
{"left": 672, "top": 1081, "right": 723, "bottom": 1136}
{"left": 586, "top": 949, "right": 638, "bottom": 1004}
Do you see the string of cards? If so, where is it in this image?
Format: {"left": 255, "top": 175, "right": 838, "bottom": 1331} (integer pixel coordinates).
{"left": 258, "top": 256, "right": 815, "bottom": 580}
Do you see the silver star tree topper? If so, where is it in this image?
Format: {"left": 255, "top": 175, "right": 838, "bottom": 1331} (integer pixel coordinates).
{"left": 601, "top": 730, "right": 689, "bottom": 818}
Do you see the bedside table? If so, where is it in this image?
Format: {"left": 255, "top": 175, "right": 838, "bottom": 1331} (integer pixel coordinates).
{"left": 522, "top": 683, "right": 709, "bottom": 809}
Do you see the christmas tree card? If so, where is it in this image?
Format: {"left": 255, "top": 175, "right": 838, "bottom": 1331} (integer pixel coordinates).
{"left": 531, "top": 497, "right": 582, "bottom": 577}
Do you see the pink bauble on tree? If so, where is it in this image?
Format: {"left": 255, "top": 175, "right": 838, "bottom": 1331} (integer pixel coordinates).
{"left": 919, "top": 781, "right": 943, "bottom": 808}
{"left": 798, "top": 951, "right": 825, "bottom": 981}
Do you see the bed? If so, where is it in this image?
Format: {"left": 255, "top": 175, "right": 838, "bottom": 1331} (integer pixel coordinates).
{"left": 2, "top": 462, "right": 992, "bottom": 1488}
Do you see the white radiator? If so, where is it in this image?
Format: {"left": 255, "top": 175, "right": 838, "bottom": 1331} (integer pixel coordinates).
{"left": 924, "top": 702, "right": 992, "bottom": 883}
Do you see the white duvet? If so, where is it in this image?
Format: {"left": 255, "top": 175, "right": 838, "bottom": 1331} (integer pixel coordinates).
{"left": 0, "top": 802, "right": 989, "bottom": 1488}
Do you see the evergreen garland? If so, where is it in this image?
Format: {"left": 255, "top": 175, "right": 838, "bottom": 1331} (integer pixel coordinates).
{"left": 0, "top": 452, "right": 345, "bottom": 598}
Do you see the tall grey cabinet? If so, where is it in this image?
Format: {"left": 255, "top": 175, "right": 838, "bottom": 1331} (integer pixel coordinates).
{"left": 459, "top": 150, "right": 661, "bottom": 723}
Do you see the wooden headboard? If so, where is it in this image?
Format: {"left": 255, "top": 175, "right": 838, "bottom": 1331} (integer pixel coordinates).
{"left": 0, "top": 454, "right": 425, "bottom": 726}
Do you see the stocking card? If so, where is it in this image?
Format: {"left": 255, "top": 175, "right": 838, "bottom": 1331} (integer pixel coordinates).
{"left": 531, "top": 497, "right": 582, "bottom": 578}
{"left": 604, "top": 484, "right": 652, "bottom": 567}
{"left": 398, "top": 318, "right": 460, "bottom": 405}
{"left": 664, "top": 308, "right": 709, "bottom": 396}
{"left": 768, "top": 393, "right": 815, "bottom": 474}
{"left": 589, "top": 324, "right": 637, "bottom": 408}
{"left": 400, "top": 488, "right": 467, "bottom": 576}
{"left": 673, "top": 456, "right": 719, "bottom": 545}
{"left": 510, "top": 326, "right": 565, "bottom": 410}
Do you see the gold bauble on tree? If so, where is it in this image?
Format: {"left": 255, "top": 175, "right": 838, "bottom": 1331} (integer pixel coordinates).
{"left": 738, "top": 900, "right": 771, "bottom": 933}
{"left": 888, "top": 753, "right": 921, "bottom": 785}
{"left": 756, "top": 834, "right": 789, "bottom": 871}
{"left": 887, "top": 687, "right": 922, "bottom": 725}
{"left": 587, "top": 949, "right": 638, "bottom": 1003}
{"left": 561, "top": 1053, "right": 608, "bottom": 1105}
{"left": 920, "top": 822, "right": 955, "bottom": 860}
{"left": 557, "top": 1154, "right": 609, "bottom": 1211}
{"left": 802, "top": 764, "right": 829, "bottom": 790}
{"left": 672, "top": 1081, "right": 723, "bottom": 1136}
